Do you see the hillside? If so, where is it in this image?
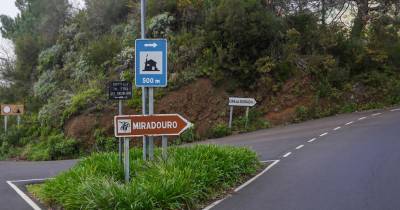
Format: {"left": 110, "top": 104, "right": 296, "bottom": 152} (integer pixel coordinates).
{"left": 0, "top": 0, "right": 399, "bottom": 160}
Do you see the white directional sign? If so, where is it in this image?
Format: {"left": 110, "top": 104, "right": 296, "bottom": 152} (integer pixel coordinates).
{"left": 228, "top": 97, "right": 257, "bottom": 107}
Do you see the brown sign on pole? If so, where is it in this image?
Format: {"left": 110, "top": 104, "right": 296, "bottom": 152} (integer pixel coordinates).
{"left": 114, "top": 114, "right": 192, "bottom": 137}
{"left": 1, "top": 105, "right": 24, "bottom": 116}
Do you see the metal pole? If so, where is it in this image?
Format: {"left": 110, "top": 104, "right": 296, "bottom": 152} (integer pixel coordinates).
{"left": 228, "top": 106, "right": 233, "bottom": 128}
{"left": 118, "top": 100, "right": 123, "bottom": 164}
{"left": 245, "top": 107, "right": 250, "bottom": 129}
{"left": 4, "top": 116, "right": 7, "bottom": 133}
{"left": 141, "top": 0, "right": 148, "bottom": 161}
{"left": 17, "top": 116, "right": 21, "bottom": 127}
{"left": 149, "top": 87, "right": 154, "bottom": 160}
{"left": 162, "top": 136, "right": 168, "bottom": 160}
{"left": 124, "top": 138, "right": 130, "bottom": 183}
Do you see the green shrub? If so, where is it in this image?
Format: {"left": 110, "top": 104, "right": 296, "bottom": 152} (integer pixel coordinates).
{"left": 32, "top": 145, "right": 260, "bottom": 210}
{"left": 174, "top": 126, "right": 199, "bottom": 144}
{"left": 62, "top": 88, "right": 102, "bottom": 122}
{"left": 210, "top": 123, "right": 231, "bottom": 138}
{"left": 94, "top": 129, "right": 117, "bottom": 152}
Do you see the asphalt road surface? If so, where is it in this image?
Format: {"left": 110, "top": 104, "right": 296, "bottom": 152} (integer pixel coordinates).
{"left": 0, "top": 160, "right": 76, "bottom": 210}
{"left": 207, "top": 107, "right": 400, "bottom": 210}
{"left": 1, "top": 107, "right": 400, "bottom": 210}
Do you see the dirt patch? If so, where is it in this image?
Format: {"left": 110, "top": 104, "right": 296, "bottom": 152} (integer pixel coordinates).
{"left": 156, "top": 78, "right": 229, "bottom": 135}
{"left": 264, "top": 76, "right": 314, "bottom": 125}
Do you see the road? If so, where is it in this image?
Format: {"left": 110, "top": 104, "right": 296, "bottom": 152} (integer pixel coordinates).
{"left": 0, "top": 160, "right": 76, "bottom": 210}
{"left": 1, "top": 108, "right": 400, "bottom": 210}
{"left": 206, "top": 108, "right": 400, "bottom": 210}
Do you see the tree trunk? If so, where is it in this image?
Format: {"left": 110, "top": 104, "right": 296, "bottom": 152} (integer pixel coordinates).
{"left": 351, "top": 0, "right": 369, "bottom": 39}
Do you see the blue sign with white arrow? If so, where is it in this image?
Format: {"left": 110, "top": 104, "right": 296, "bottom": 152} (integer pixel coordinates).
{"left": 135, "top": 39, "right": 168, "bottom": 87}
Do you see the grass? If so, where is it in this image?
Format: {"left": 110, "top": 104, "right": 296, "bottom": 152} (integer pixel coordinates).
{"left": 30, "top": 145, "right": 260, "bottom": 210}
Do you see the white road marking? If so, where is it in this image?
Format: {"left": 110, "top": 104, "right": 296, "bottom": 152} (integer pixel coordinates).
{"left": 8, "top": 178, "right": 50, "bottom": 183}
{"left": 358, "top": 117, "right": 367, "bottom": 120}
{"left": 320, "top": 132, "right": 328, "bottom": 137}
{"left": 283, "top": 152, "right": 292, "bottom": 158}
{"left": 345, "top": 121, "right": 354, "bottom": 125}
{"left": 333, "top": 126, "right": 341, "bottom": 131}
{"left": 203, "top": 160, "right": 280, "bottom": 210}
{"left": 7, "top": 180, "right": 42, "bottom": 210}
{"left": 307, "top": 138, "right": 316, "bottom": 143}
{"left": 390, "top": 108, "right": 400, "bottom": 112}
{"left": 372, "top": 113, "right": 382, "bottom": 116}
{"left": 296, "top": 145, "right": 304, "bottom": 150}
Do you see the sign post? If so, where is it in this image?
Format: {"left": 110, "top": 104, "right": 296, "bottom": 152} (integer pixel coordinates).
{"left": 228, "top": 97, "right": 257, "bottom": 129}
{"left": 4, "top": 116, "right": 7, "bottom": 133}
{"left": 135, "top": 38, "right": 168, "bottom": 161}
{"left": 1, "top": 104, "right": 24, "bottom": 132}
{"left": 109, "top": 81, "right": 132, "bottom": 165}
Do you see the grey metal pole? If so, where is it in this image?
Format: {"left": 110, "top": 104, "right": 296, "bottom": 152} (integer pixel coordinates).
{"left": 17, "top": 115, "right": 21, "bottom": 127}
{"left": 141, "top": 0, "right": 148, "bottom": 161}
{"left": 118, "top": 100, "right": 123, "bottom": 164}
{"left": 124, "top": 138, "right": 130, "bottom": 183}
{"left": 228, "top": 106, "right": 233, "bottom": 128}
{"left": 4, "top": 116, "right": 7, "bottom": 133}
{"left": 245, "top": 107, "right": 250, "bottom": 129}
{"left": 162, "top": 136, "right": 168, "bottom": 160}
{"left": 149, "top": 87, "right": 154, "bottom": 160}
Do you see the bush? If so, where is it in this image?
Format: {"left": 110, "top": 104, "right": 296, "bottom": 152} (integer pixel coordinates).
{"left": 210, "top": 123, "right": 231, "bottom": 138}
{"left": 94, "top": 129, "right": 117, "bottom": 152}
{"left": 32, "top": 145, "right": 260, "bottom": 210}
{"left": 62, "top": 88, "right": 102, "bottom": 122}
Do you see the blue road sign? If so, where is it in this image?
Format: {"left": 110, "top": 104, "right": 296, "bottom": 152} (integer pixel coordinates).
{"left": 135, "top": 39, "right": 168, "bottom": 87}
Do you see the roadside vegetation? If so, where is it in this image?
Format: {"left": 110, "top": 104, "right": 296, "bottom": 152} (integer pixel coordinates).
{"left": 28, "top": 145, "right": 260, "bottom": 209}
{"left": 0, "top": 0, "right": 400, "bottom": 160}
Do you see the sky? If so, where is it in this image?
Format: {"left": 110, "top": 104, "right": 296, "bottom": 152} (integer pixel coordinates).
{"left": 0, "top": 0, "right": 20, "bottom": 53}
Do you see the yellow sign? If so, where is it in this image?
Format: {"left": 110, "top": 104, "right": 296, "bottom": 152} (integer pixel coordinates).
{"left": 1, "top": 104, "right": 24, "bottom": 116}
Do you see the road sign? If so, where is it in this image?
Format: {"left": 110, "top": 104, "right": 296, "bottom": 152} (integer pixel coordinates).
{"left": 135, "top": 39, "right": 168, "bottom": 87}
{"left": 109, "top": 81, "right": 132, "bottom": 100}
{"left": 114, "top": 114, "right": 191, "bottom": 137}
{"left": 1, "top": 105, "right": 24, "bottom": 116}
{"left": 229, "top": 97, "right": 257, "bottom": 107}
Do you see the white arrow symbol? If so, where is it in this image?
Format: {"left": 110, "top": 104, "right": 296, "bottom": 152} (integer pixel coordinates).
{"left": 144, "top": 43, "right": 158, "bottom": 48}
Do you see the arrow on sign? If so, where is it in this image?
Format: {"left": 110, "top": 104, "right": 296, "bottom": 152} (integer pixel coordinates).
{"left": 144, "top": 43, "right": 158, "bottom": 48}
{"left": 115, "top": 114, "right": 192, "bottom": 137}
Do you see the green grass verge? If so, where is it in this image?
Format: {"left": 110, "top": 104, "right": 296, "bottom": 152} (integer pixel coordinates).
{"left": 31, "top": 145, "right": 260, "bottom": 210}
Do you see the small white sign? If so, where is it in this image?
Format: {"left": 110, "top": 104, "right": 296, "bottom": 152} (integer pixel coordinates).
{"left": 229, "top": 97, "right": 257, "bottom": 107}
{"left": 117, "top": 119, "right": 132, "bottom": 134}
{"left": 3, "top": 106, "right": 11, "bottom": 113}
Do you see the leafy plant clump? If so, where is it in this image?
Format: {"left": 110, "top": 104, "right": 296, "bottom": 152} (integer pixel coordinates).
{"left": 32, "top": 145, "right": 260, "bottom": 210}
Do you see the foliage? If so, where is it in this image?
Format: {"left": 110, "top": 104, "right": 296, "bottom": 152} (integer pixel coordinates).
{"left": 93, "top": 129, "right": 117, "bottom": 152}
{"left": 210, "top": 123, "right": 231, "bottom": 138}
{"left": 0, "top": 115, "right": 79, "bottom": 160}
{"left": 31, "top": 145, "right": 260, "bottom": 209}
{"left": 62, "top": 88, "right": 102, "bottom": 122}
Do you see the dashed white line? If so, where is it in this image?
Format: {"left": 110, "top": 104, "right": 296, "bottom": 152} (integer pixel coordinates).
{"left": 296, "top": 145, "right": 304, "bottom": 150}
{"left": 283, "top": 152, "right": 292, "bottom": 158}
{"left": 320, "top": 132, "right": 328, "bottom": 137}
{"left": 358, "top": 117, "right": 367, "bottom": 120}
{"left": 333, "top": 126, "right": 341, "bottom": 131}
{"left": 307, "top": 138, "right": 316, "bottom": 143}
{"left": 390, "top": 108, "right": 400, "bottom": 112}
{"left": 345, "top": 121, "right": 354, "bottom": 125}
{"left": 372, "top": 113, "right": 382, "bottom": 116}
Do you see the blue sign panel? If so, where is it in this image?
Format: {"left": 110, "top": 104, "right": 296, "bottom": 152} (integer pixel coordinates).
{"left": 135, "top": 39, "right": 168, "bottom": 87}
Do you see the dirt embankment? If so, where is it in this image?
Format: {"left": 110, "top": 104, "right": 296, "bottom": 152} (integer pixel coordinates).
{"left": 64, "top": 77, "right": 315, "bottom": 146}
